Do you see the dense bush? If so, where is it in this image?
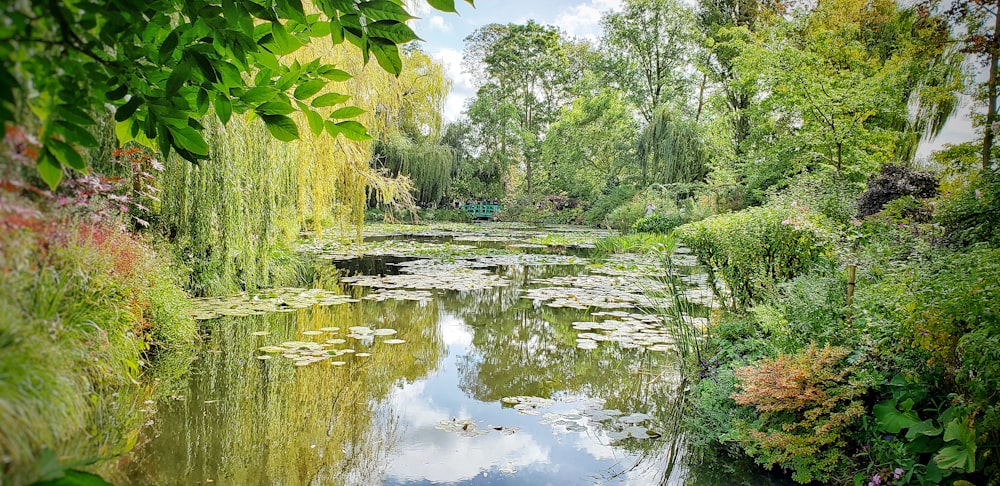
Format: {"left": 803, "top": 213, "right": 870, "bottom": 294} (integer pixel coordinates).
{"left": 935, "top": 169, "right": 1000, "bottom": 247}
{"left": 0, "top": 202, "right": 195, "bottom": 484}
{"left": 856, "top": 164, "right": 938, "bottom": 219}
{"left": 583, "top": 186, "right": 637, "bottom": 226}
{"left": 729, "top": 344, "right": 880, "bottom": 484}
{"left": 676, "top": 204, "right": 833, "bottom": 310}
{"left": 632, "top": 213, "right": 684, "bottom": 234}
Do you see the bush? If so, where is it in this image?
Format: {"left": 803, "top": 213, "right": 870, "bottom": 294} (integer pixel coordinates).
{"left": 676, "top": 204, "right": 833, "bottom": 310}
{"left": 0, "top": 204, "right": 195, "bottom": 484}
{"left": 856, "top": 164, "right": 938, "bottom": 219}
{"left": 729, "top": 344, "right": 880, "bottom": 484}
{"left": 935, "top": 169, "right": 1000, "bottom": 247}
{"left": 583, "top": 186, "right": 636, "bottom": 226}
{"left": 632, "top": 213, "right": 684, "bottom": 234}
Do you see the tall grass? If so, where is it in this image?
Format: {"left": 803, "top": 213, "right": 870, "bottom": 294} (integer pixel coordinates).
{"left": 0, "top": 208, "right": 195, "bottom": 484}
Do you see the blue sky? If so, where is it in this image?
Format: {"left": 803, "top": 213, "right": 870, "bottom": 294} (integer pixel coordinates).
{"left": 405, "top": 0, "right": 976, "bottom": 157}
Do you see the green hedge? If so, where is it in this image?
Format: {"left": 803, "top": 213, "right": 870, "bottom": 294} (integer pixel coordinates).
{"left": 676, "top": 205, "right": 832, "bottom": 310}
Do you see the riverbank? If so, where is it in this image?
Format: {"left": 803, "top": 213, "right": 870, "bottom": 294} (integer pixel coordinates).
{"left": 0, "top": 197, "right": 196, "bottom": 485}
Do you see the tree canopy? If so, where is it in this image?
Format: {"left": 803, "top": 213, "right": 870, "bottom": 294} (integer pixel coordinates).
{"left": 0, "top": 0, "right": 472, "bottom": 188}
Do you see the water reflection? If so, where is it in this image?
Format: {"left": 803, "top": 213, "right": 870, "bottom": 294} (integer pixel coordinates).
{"left": 106, "top": 228, "right": 783, "bottom": 485}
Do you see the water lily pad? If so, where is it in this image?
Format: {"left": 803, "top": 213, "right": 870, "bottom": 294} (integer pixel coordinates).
{"left": 252, "top": 331, "right": 270, "bottom": 336}
{"left": 372, "top": 328, "right": 398, "bottom": 336}
{"left": 355, "top": 353, "right": 371, "bottom": 357}
{"left": 320, "top": 327, "right": 340, "bottom": 332}
{"left": 256, "top": 355, "right": 273, "bottom": 360}
{"left": 330, "top": 361, "right": 347, "bottom": 366}
{"left": 258, "top": 346, "right": 285, "bottom": 353}
{"left": 382, "top": 339, "right": 406, "bottom": 345}
{"left": 325, "top": 338, "right": 347, "bottom": 345}
{"left": 301, "top": 330, "right": 323, "bottom": 336}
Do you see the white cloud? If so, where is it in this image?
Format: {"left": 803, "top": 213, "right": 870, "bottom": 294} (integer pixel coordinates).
{"left": 552, "top": 0, "right": 623, "bottom": 41}
{"left": 385, "top": 381, "right": 551, "bottom": 483}
{"left": 428, "top": 15, "right": 451, "bottom": 32}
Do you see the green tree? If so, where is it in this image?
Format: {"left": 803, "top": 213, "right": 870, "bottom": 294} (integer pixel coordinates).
{"left": 0, "top": 0, "right": 472, "bottom": 188}
{"left": 600, "top": 0, "right": 698, "bottom": 123}
{"left": 540, "top": 88, "right": 639, "bottom": 199}
{"left": 463, "top": 21, "right": 573, "bottom": 203}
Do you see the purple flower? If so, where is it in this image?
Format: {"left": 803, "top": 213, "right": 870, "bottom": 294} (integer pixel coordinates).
{"left": 893, "top": 468, "right": 904, "bottom": 480}
{"left": 870, "top": 473, "right": 881, "bottom": 485}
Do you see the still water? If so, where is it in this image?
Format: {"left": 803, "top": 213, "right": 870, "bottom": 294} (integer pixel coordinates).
{"left": 104, "top": 224, "right": 776, "bottom": 485}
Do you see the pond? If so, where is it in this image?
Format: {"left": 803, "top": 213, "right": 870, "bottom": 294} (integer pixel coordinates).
{"left": 103, "top": 223, "right": 782, "bottom": 485}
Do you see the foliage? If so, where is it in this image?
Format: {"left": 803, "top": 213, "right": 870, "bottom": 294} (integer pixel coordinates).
{"left": 373, "top": 134, "right": 455, "bottom": 206}
{"left": 593, "top": 232, "right": 677, "bottom": 254}
{"left": 582, "top": 186, "right": 637, "bottom": 227}
{"left": 600, "top": 0, "right": 698, "bottom": 122}
{"left": 463, "top": 21, "right": 575, "bottom": 204}
{"left": 637, "top": 106, "right": 710, "bottom": 185}
{"left": 677, "top": 204, "right": 833, "bottom": 310}
{"left": 540, "top": 89, "right": 639, "bottom": 200}
{"left": 632, "top": 213, "right": 684, "bottom": 234}
{"left": 856, "top": 164, "right": 938, "bottom": 219}
{"left": 0, "top": 198, "right": 194, "bottom": 484}
{"left": 729, "top": 344, "right": 880, "bottom": 484}
{"left": 935, "top": 169, "right": 1000, "bottom": 247}
{"left": 0, "top": 0, "right": 470, "bottom": 188}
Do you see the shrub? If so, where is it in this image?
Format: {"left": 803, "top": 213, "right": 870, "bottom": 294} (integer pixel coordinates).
{"left": 935, "top": 169, "right": 1000, "bottom": 247}
{"left": 676, "top": 204, "right": 833, "bottom": 310}
{"left": 583, "top": 186, "right": 636, "bottom": 226}
{"left": 631, "top": 213, "right": 684, "bottom": 234}
{"left": 856, "top": 164, "right": 938, "bottom": 219}
{"left": 729, "top": 344, "right": 880, "bottom": 484}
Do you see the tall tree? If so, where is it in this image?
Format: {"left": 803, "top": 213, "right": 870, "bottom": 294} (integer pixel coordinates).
{"left": 600, "top": 0, "right": 698, "bottom": 123}
{"left": 462, "top": 21, "right": 572, "bottom": 203}
{"left": 937, "top": 0, "right": 1000, "bottom": 169}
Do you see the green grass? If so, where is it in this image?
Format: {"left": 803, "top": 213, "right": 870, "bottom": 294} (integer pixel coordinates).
{"left": 0, "top": 215, "right": 196, "bottom": 484}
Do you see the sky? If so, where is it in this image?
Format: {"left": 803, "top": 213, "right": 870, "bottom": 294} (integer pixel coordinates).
{"left": 405, "top": 0, "right": 977, "bottom": 159}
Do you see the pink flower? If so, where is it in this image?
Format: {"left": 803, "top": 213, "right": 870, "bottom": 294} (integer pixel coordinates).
{"left": 893, "top": 468, "right": 903, "bottom": 480}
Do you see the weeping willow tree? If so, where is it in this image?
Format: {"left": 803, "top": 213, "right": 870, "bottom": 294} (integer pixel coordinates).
{"left": 373, "top": 134, "right": 455, "bottom": 206}
{"left": 637, "top": 107, "right": 710, "bottom": 186}
{"left": 157, "top": 2, "right": 451, "bottom": 293}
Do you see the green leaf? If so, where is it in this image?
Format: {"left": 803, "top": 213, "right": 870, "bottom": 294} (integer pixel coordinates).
{"left": 196, "top": 88, "right": 210, "bottom": 116}
{"left": 256, "top": 100, "right": 296, "bottom": 115}
{"left": 324, "top": 120, "right": 370, "bottom": 141}
{"left": 293, "top": 79, "right": 326, "bottom": 100}
{"left": 317, "top": 66, "right": 352, "bottom": 82}
{"left": 261, "top": 114, "right": 299, "bottom": 141}
{"left": 426, "top": 0, "right": 457, "bottom": 13}
{"left": 311, "top": 92, "right": 350, "bottom": 107}
{"left": 105, "top": 84, "right": 128, "bottom": 101}
{"left": 55, "top": 121, "right": 99, "bottom": 147}
{"left": 166, "top": 123, "right": 210, "bottom": 156}
{"left": 367, "top": 20, "right": 420, "bottom": 44}
{"left": 37, "top": 150, "right": 63, "bottom": 190}
{"left": 115, "top": 96, "right": 143, "bottom": 122}
{"left": 933, "top": 445, "right": 976, "bottom": 473}
{"left": 873, "top": 400, "right": 921, "bottom": 434}
{"left": 270, "top": 21, "right": 303, "bottom": 55}
{"left": 358, "top": 0, "right": 415, "bottom": 21}
{"left": 241, "top": 86, "right": 279, "bottom": 104}
{"left": 56, "top": 104, "right": 95, "bottom": 126}
{"left": 369, "top": 38, "right": 402, "bottom": 75}
{"left": 166, "top": 60, "right": 191, "bottom": 95}
{"left": 158, "top": 30, "right": 179, "bottom": 63}
{"left": 214, "top": 93, "right": 232, "bottom": 123}
{"left": 296, "top": 101, "right": 324, "bottom": 135}
{"left": 905, "top": 419, "right": 943, "bottom": 440}
{"left": 47, "top": 138, "right": 86, "bottom": 170}
{"left": 328, "top": 106, "right": 365, "bottom": 119}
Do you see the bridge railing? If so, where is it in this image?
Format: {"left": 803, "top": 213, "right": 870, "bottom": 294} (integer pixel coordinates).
{"left": 461, "top": 203, "right": 503, "bottom": 218}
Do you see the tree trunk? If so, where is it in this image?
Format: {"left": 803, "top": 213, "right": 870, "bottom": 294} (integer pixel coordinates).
{"left": 695, "top": 72, "right": 707, "bottom": 123}
{"left": 984, "top": 3, "right": 1000, "bottom": 170}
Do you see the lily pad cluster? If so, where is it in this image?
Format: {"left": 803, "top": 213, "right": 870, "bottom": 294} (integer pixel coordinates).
{"left": 572, "top": 312, "right": 675, "bottom": 352}
{"left": 500, "top": 395, "right": 661, "bottom": 441}
{"left": 522, "top": 275, "right": 672, "bottom": 310}
{"left": 190, "top": 288, "right": 358, "bottom": 320}
{"left": 253, "top": 326, "right": 405, "bottom": 367}
{"left": 343, "top": 265, "right": 511, "bottom": 292}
